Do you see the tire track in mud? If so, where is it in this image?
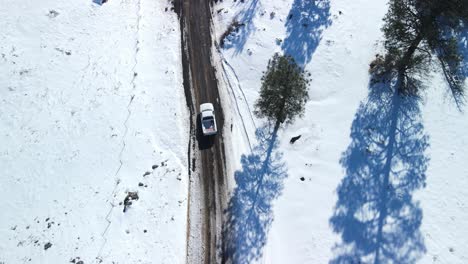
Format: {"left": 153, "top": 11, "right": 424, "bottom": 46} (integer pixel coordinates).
{"left": 174, "top": 1, "right": 228, "bottom": 263}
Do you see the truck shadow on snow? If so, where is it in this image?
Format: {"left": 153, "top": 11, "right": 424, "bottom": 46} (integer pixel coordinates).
{"left": 329, "top": 80, "right": 429, "bottom": 264}
{"left": 196, "top": 113, "right": 216, "bottom": 150}
{"left": 222, "top": 124, "right": 287, "bottom": 264}
{"left": 282, "top": 0, "right": 332, "bottom": 66}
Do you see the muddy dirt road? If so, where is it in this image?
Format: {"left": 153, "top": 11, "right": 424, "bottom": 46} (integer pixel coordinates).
{"left": 174, "top": 0, "right": 227, "bottom": 263}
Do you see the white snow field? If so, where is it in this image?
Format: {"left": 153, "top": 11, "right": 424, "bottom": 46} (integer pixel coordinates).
{"left": 213, "top": 0, "right": 468, "bottom": 263}
{"left": 0, "top": 0, "right": 189, "bottom": 263}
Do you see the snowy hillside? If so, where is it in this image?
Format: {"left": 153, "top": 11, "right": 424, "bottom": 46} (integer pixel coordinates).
{"left": 213, "top": 0, "right": 468, "bottom": 263}
{"left": 0, "top": 1, "right": 188, "bottom": 263}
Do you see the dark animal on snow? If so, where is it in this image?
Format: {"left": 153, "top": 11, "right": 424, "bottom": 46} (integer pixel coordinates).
{"left": 290, "top": 135, "right": 301, "bottom": 144}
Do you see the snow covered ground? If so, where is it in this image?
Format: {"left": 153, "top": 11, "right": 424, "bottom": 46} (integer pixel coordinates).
{"left": 213, "top": 0, "right": 468, "bottom": 263}
{"left": 0, "top": 1, "right": 189, "bottom": 263}
{"left": 1, "top": 0, "right": 467, "bottom": 263}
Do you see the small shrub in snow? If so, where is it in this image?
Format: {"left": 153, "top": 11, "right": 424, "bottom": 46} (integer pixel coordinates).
{"left": 220, "top": 20, "right": 245, "bottom": 48}
{"left": 123, "top": 192, "right": 139, "bottom": 213}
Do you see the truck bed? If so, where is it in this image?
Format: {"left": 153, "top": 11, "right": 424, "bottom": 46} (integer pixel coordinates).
{"left": 202, "top": 119, "right": 216, "bottom": 132}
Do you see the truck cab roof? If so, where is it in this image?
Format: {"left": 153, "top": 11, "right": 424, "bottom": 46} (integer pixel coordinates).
{"left": 200, "top": 103, "right": 214, "bottom": 112}
{"left": 200, "top": 103, "right": 215, "bottom": 118}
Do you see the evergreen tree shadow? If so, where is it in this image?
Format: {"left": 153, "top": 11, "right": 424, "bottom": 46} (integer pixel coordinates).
{"left": 282, "top": 0, "right": 332, "bottom": 66}
{"left": 329, "top": 79, "right": 430, "bottom": 264}
{"left": 454, "top": 26, "right": 468, "bottom": 95}
{"left": 222, "top": 0, "right": 260, "bottom": 53}
{"left": 457, "top": 26, "right": 468, "bottom": 77}
{"left": 222, "top": 124, "right": 287, "bottom": 264}
{"left": 438, "top": 25, "right": 468, "bottom": 108}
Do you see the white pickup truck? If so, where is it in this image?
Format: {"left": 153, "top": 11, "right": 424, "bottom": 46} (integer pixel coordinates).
{"left": 200, "top": 103, "right": 217, "bottom": 136}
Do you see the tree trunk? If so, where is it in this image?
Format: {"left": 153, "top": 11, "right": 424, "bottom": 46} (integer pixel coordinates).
{"left": 397, "top": 34, "right": 424, "bottom": 94}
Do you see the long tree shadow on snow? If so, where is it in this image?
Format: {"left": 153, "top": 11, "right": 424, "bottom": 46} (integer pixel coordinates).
{"left": 446, "top": 26, "right": 468, "bottom": 108}
{"left": 222, "top": 124, "right": 287, "bottom": 264}
{"left": 455, "top": 26, "right": 468, "bottom": 78}
{"left": 329, "top": 79, "right": 429, "bottom": 264}
{"left": 434, "top": 25, "right": 468, "bottom": 109}
{"left": 222, "top": 0, "right": 260, "bottom": 53}
{"left": 282, "top": 0, "right": 332, "bottom": 66}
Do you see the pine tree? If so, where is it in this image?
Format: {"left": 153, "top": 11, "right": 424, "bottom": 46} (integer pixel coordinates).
{"left": 370, "top": 0, "right": 467, "bottom": 104}
{"left": 254, "top": 54, "right": 309, "bottom": 128}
